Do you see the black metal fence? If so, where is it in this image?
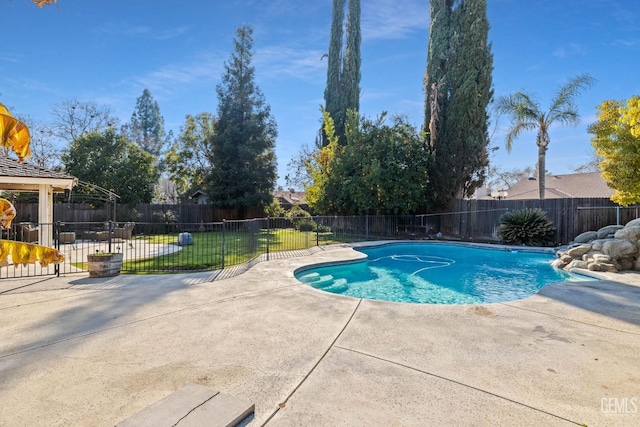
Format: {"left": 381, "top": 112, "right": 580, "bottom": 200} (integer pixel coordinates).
{"left": 2, "top": 206, "right": 638, "bottom": 279}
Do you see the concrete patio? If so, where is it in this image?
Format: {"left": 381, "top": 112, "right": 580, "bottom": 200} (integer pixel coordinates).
{"left": 0, "top": 245, "right": 638, "bottom": 426}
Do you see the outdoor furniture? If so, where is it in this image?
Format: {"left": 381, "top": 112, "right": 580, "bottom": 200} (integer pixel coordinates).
{"left": 114, "top": 222, "right": 134, "bottom": 240}
{"left": 20, "top": 223, "right": 39, "bottom": 243}
{"left": 95, "top": 231, "right": 110, "bottom": 241}
{"left": 58, "top": 231, "right": 76, "bottom": 244}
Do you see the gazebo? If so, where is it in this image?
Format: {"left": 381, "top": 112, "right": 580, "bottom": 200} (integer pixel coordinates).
{"left": 0, "top": 156, "right": 77, "bottom": 247}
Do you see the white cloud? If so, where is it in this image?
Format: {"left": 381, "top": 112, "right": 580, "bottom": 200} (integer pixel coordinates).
{"left": 96, "top": 22, "right": 189, "bottom": 40}
{"left": 362, "top": 0, "right": 429, "bottom": 41}
{"left": 255, "top": 46, "right": 326, "bottom": 83}
{"left": 552, "top": 43, "right": 587, "bottom": 58}
{"left": 131, "top": 50, "right": 226, "bottom": 94}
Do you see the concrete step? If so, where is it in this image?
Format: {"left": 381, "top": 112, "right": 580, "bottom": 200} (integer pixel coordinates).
{"left": 117, "top": 383, "right": 254, "bottom": 427}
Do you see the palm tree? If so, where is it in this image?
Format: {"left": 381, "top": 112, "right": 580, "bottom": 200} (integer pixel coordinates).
{"left": 495, "top": 73, "right": 595, "bottom": 199}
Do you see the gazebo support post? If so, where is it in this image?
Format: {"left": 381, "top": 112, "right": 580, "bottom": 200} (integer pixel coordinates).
{"left": 38, "top": 184, "right": 54, "bottom": 247}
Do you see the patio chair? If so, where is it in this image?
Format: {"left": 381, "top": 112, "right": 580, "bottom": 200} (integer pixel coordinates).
{"left": 114, "top": 222, "right": 134, "bottom": 240}
{"left": 20, "top": 223, "right": 39, "bottom": 243}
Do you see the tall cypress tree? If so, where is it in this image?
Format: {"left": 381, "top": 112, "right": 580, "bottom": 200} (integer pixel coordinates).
{"left": 322, "top": 0, "right": 360, "bottom": 146}
{"left": 342, "top": 0, "right": 361, "bottom": 118}
{"left": 208, "top": 25, "right": 278, "bottom": 214}
{"left": 323, "top": 0, "right": 346, "bottom": 147}
{"left": 425, "top": 0, "right": 493, "bottom": 209}
{"left": 423, "top": 0, "right": 453, "bottom": 144}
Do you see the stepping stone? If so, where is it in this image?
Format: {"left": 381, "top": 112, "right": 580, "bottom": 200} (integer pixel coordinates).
{"left": 117, "top": 383, "right": 254, "bottom": 427}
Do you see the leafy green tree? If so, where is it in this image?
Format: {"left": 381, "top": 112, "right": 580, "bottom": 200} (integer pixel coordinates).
{"left": 495, "top": 73, "right": 595, "bottom": 199}
{"left": 61, "top": 129, "right": 159, "bottom": 204}
{"left": 165, "top": 112, "right": 216, "bottom": 200}
{"left": 207, "top": 25, "right": 278, "bottom": 213}
{"left": 123, "top": 89, "right": 169, "bottom": 158}
{"left": 305, "top": 109, "right": 340, "bottom": 211}
{"left": 424, "top": 0, "right": 493, "bottom": 208}
{"left": 306, "top": 109, "right": 429, "bottom": 214}
{"left": 589, "top": 96, "right": 640, "bottom": 206}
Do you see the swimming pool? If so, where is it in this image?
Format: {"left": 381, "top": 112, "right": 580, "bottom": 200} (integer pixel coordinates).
{"left": 295, "top": 243, "right": 593, "bottom": 304}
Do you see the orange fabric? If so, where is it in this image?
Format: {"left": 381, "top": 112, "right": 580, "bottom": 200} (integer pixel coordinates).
{"left": 0, "top": 102, "right": 31, "bottom": 162}
{"left": 32, "top": 0, "right": 57, "bottom": 8}
{"left": 0, "top": 198, "right": 16, "bottom": 229}
{"left": 0, "top": 240, "right": 64, "bottom": 267}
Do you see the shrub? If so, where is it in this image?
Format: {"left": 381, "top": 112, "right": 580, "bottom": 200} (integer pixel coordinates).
{"left": 297, "top": 219, "right": 316, "bottom": 232}
{"left": 264, "top": 199, "right": 285, "bottom": 217}
{"left": 497, "top": 208, "right": 556, "bottom": 246}
{"left": 286, "top": 204, "right": 313, "bottom": 230}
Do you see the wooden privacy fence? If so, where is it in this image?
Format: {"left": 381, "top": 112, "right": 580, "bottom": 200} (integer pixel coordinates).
{"left": 443, "top": 198, "right": 640, "bottom": 244}
{"left": 12, "top": 203, "right": 265, "bottom": 224}
{"left": 11, "top": 198, "right": 640, "bottom": 245}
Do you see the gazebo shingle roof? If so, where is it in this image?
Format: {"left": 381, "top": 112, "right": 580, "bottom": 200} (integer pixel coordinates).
{"left": 0, "top": 156, "right": 74, "bottom": 180}
{"left": 0, "top": 156, "right": 76, "bottom": 192}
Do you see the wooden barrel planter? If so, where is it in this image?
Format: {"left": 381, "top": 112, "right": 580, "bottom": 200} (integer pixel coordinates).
{"left": 87, "top": 253, "right": 123, "bottom": 277}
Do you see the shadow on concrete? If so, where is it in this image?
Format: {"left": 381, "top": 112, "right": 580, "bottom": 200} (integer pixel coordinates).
{"left": 0, "top": 273, "right": 213, "bottom": 387}
{"left": 538, "top": 279, "right": 640, "bottom": 326}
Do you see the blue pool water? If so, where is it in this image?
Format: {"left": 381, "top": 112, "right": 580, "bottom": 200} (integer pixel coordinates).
{"left": 295, "top": 243, "right": 593, "bottom": 304}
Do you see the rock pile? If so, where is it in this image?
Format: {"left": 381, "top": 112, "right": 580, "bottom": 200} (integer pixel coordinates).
{"left": 553, "top": 218, "right": 640, "bottom": 273}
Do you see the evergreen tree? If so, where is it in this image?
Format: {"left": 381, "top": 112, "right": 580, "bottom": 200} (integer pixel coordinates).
{"left": 207, "top": 25, "right": 278, "bottom": 213}
{"left": 123, "top": 89, "right": 168, "bottom": 158}
{"left": 342, "top": 0, "right": 361, "bottom": 120}
{"left": 423, "top": 0, "right": 452, "bottom": 142}
{"left": 322, "top": 0, "right": 360, "bottom": 146}
{"left": 424, "top": 0, "right": 493, "bottom": 209}
{"left": 323, "top": 0, "right": 346, "bottom": 147}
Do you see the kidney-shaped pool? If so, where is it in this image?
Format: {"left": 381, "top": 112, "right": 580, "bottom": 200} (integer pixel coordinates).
{"left": 295, "top": 243, "right": 593, "bottom": 304}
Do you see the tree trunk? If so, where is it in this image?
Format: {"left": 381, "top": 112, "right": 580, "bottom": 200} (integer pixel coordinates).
{"left": 538, "top": 144, "right": 547, "bottom": 200}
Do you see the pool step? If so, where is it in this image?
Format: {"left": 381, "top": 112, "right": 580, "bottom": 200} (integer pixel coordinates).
{"left": 323, "top": 278, "right": 348, "bottom": 293}
{"left": 299, "top": 273, "right": 336, "bottom": 286}
{"left": 298, "top": 272, "right": 320, "bottom": 282}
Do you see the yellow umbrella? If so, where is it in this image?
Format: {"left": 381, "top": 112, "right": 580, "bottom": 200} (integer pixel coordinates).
{"left": 32, "top": 0, "right": 57, "bottom": 7}
{"left": 0, "top": 102, "right": 31, "bottom": 162}
{"left": 0, "top": 198, "right": 17, "bottom": 230}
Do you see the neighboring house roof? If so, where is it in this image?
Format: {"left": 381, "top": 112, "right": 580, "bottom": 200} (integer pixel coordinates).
{"left": 499, "top": 172, "right": 614, "bottom": 200}
{"left": 190, "top": 190, "right": 207, "bottom": 199}
{"left": 0, "top": 156, "right": 76, "bottom": 192}
{"left": 273, "top": 190, "right": 307, "bottom": 206}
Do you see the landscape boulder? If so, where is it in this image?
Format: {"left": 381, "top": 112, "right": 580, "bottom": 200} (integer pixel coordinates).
{"left": 596, "top": 225, "right": 624, "bottom": 239}
{"left": 554, "top": 217, "right": 640, "bottom": 274}
{"left": 574, "top": 231, "right": 598, "bottom": 243}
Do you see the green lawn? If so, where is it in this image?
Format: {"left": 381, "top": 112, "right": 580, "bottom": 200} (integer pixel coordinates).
{"left": 121, "top": 228, "right": 340, "bottom": 273}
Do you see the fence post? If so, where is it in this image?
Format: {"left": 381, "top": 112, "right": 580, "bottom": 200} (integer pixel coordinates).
{"left": 221, "top": 219, "right": 226, "bottom": 269}
{"left": 266, "top": 217, "right": 270, "bottom": 261}
{"left": 108, "top": 220, "right": 113, "bottom": 253}
{"left": 315, "top": 216, "right": 319, "bottom": 246}
{"left": 54, "top": 221, "right": 61, "bottom": 276}
{"left": 365, "top": 215, "right": 369, "bottom": 240}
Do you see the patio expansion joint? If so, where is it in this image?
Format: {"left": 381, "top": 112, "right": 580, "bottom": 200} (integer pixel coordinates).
{"left": 260, "top": 298, "right": 364, "bottom": 426}
{"left": 499, "top": 302, "right": 640, "bottom": 336}
{"left": 331, "top": 345, "right": 584, "bottom": 426}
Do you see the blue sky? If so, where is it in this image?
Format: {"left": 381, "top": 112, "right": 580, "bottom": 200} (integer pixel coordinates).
{"left": 2, "top": 0, "right": 639, "bottom": 188}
